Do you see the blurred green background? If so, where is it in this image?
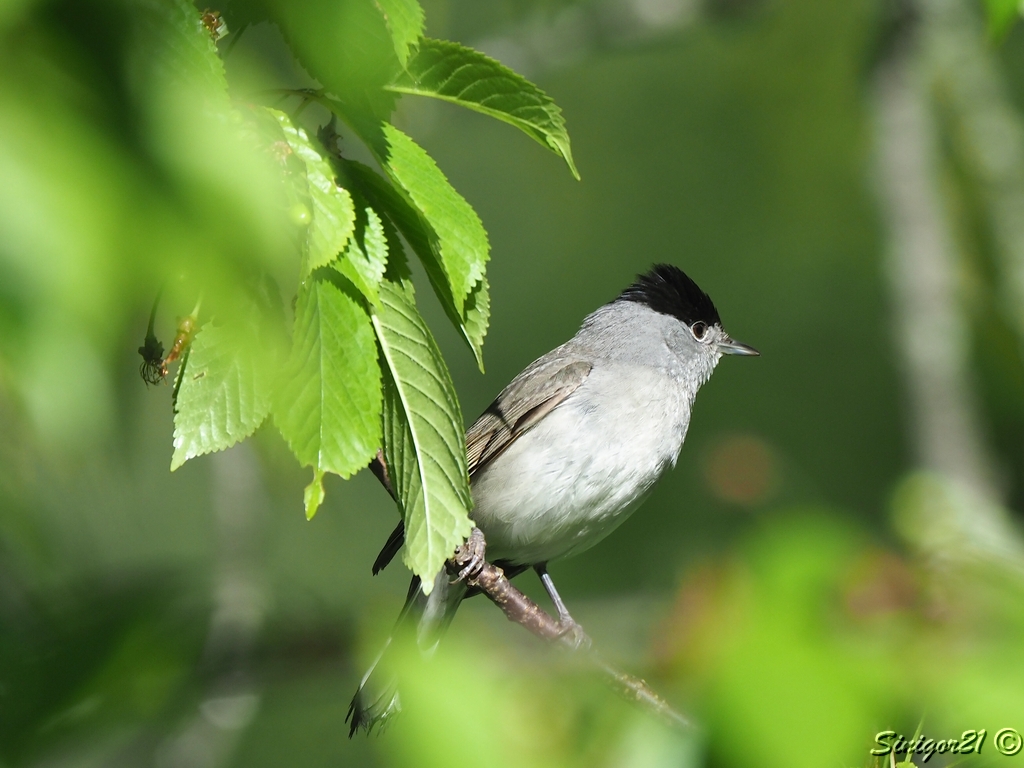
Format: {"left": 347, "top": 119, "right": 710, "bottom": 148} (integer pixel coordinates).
{"left": 3, "top": 0, "right": 1024, "bottom": 766}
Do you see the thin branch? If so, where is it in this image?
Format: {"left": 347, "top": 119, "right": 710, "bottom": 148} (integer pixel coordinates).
{"left": 590, "top": 655, "right": 693, "bottom": 731}
{"left": 446, "top": 535, "right": 692, "bottom": 730}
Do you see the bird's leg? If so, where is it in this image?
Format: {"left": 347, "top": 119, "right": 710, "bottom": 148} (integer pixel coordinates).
{"left": 534, "top": 563, "right": 591, "bottom": 650}
{"left": 451, "top": 527, "right": 487, "bottom": 583}
{"left": 534, "top": 563, "right": 575, "bottom": 624}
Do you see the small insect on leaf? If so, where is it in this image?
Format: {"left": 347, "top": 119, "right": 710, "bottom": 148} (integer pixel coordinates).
{"left": 201, "top": 9, "right": 229, "bottom": 43}
{"left": 163, "top": 314, "right": 198, "bottom": 374}
{"left": 271, "top": 140, "right": 293, "bottom": 165}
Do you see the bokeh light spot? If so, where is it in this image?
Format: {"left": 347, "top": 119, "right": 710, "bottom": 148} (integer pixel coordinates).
{"left": 701, "top": 433, "right": 779, "bottom": 506}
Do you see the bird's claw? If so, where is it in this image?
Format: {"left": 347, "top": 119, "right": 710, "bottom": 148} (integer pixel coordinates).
{"left": 450, "top": 527, "right": 486, "bottom": 583}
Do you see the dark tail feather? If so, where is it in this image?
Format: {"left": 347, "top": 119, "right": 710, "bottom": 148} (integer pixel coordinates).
{"left": 346, "top": 572, "right": 466, "bottom": 736}
{"left": 346, "top": 637, "right": 402, "bottom": 736}
{"left": 372, "top": 521, "right": 405, "bottom": 575}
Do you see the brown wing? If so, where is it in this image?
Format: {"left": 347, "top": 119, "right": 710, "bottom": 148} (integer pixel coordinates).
{"left": 466, "top": 358, "right": 592, "bottom": 477}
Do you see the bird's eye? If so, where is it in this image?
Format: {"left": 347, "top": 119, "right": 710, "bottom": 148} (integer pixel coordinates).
{"left": 691, "top": 321, "right": 708, "bottom": 341}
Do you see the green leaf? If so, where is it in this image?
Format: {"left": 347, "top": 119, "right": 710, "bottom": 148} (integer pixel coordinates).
{"left": 372, "top": 269, "right": 473, "bottom": 592}
{"left": 270, "top": 109, "right": 356, "bottom": 276}
{"left": 339, "top": 158, "right": 489, "bottom": 369}
{"left": 267, "top": 0, "right": 399, "bottom": 119}
{"left": 984, "top": 0, "right": 1023, "bottom": 40}
{"left": 379, "top": 124, "right": 488, "bottom": 316}
{"left": 170, "top": 315, "right": 277, "bottom": 471}
{"left": 336, "top": 205, "right": 389, "bottom": 306}
{"left": 376, "top": 0, "right": 424, "bottom": 66}
{"left": 274, "top": 274, "right": 382, "bottom": 481}
{"left": 134, "top": 0, "right": 230, "bottom": 102}
{"left": 389, "top": 38, "right": 579, "bottom": 179}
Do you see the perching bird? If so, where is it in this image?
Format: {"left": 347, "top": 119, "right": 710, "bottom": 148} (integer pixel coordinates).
{"left": 348, "top": 264, "right": 758, "bottom": 734}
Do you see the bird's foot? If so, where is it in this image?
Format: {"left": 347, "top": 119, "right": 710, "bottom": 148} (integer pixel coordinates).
{"left": 555, "top": 617, "right": 592, "bottom": 651}
{"left": 450, "top": 527, "right": 486, "bottom": 583}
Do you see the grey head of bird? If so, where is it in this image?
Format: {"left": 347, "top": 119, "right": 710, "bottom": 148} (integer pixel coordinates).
{"left": 573, "top": 263, "right": 759, "bottom": 395}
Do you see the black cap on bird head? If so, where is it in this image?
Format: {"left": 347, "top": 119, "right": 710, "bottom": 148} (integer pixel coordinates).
{"left": 616, "top": 264, "right": 722, "bottom": 328}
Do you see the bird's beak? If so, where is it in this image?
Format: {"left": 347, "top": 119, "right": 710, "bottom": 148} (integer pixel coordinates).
{"left": 718, "top": 336, "right": 760, "bottom": 356}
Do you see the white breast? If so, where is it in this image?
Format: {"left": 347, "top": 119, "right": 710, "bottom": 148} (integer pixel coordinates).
{"left": 469, "top": 364, "right": 691, "bottom": 565}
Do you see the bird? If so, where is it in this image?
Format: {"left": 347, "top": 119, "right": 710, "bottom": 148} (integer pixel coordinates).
{"left": 347, "top": 263, "right": 758, "bottom": 735}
